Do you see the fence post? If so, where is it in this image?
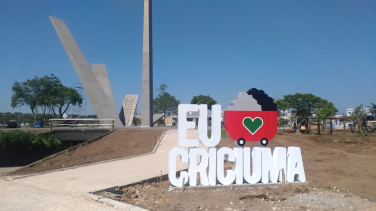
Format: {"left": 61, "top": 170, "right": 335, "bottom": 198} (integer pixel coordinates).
{"left": 112, "top": 120, "right": 114, "bottom": 130}
{"left": 330, "top": 119, "right": 333, "bottom": 134}
{"left": 343, "top": 119, "right": 346, "bottom": 134}
{"left": 50, "top": 120, "right": 53, "bottom": 132}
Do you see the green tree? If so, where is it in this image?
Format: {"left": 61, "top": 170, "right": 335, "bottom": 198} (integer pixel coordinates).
{"left": 11, "top": 74, "right": 82, "bottom": 119}
{"left": 133, "top": 116, "right": 140, "bottom": 125}
{"left": 351, "top": 105, "right": 368, "bottom": 133}
{"left": 314, "top": 100, "right": 338, "bottom": 134}
{"left": 11, "top": 75, "right": 60, "bottom": 119}
{"left": 48, "top": 86, "right": 83, "bottom": 118}
{"left": 153, "top": 84, "right": 179, "bottom": 116}
{"left": 274, "top": 99, "right": 289, "bottom": 128}
{"left": 283, "top": 93, "right": 335, "bottom": 133}
{"left": 191, "top": 95, "right": 217, "bottom": 110}
{"left": 156, "top": 83, "right": 168, "bottom": 95}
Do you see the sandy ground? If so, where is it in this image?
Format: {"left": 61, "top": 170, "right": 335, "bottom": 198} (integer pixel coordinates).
{"left": 0, "top": 129, "right": 199, "bottom": 211}
{"left": 1, "top": 130, "right": 376, "bottom": 210}
{"left": 220, "top": 132, "right": 376, "bottom": 202}
{"left": 100, "top": 180, "right": 376, "bottom": 211}
{"left": 10, "top": 129, "right": 164, "bottom": 176}
{"left": 0, "top": 167, "right": 21, "bottom": 176}
{"left": 98, "top": 132, "right": 376, "bottom": 211}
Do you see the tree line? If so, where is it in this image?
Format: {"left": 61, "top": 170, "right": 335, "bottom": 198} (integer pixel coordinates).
{"left": 274, "top": 93, "right": 338, "bottom": 130}
{"left": 153, "top": 83, "right": 217, "bottom": 116}
{"left": 8, "top": 74, "right": 374, "bottom": 130}
{"left": 11, "top": 74, "right": 83, "bottom": 121}
{"left": 153, "top": 83, "right": 375, "bottom": 134}
{"left": 0, "top": 112, "right": 97, "bottom": 125}
{"left": 275, "top": 94, "right": 375, "bottom": 133}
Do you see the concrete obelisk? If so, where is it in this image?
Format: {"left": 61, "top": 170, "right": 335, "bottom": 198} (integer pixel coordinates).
{"left": 141, "top": 0, "right": 153, "bottom": 127}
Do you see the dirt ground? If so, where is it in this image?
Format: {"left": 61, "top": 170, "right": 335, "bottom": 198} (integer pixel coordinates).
{"left": 98, "top": 132, "right": 376, "bottom": 211}
{"left": 9, "top": 129, "right": 164, "bottom": 176}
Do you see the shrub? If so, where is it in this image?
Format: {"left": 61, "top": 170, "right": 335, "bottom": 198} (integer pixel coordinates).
{"left": 0, "top": 130, "right": 62, "bottom": 156}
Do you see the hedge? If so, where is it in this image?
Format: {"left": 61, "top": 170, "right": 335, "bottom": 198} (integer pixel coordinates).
{"left": 0, "top": 130, "right": 62, "bottom": 166}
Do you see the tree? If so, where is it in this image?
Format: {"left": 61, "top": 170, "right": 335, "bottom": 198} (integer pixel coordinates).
{"left": 351, "top": 105, "right": 368, "bottom": 133}
{"left": 12, "top": 75, "right": 60, "bottom": 120}
{"left": 133, "top": 116, "right": 140, "bottom": 125}
{"left": 283, "top": 93, "right": 336, "bottom": 133}
{"left": 274, "top": 99, "right": 289, "bottom": 129}
{"left": 314, "top": 100, "right": 338, "bottom": 121}
{"left": 153, "top": 84, "right": 179, "bottom": 116}
{"left": 274, "top": 99, "right": 290, "bottom": 128}
{"left": 191, "top": 95, "right": 217, "bottom": 110}
{"left": 156, "top": 83, "right": 168, "bottom": 95}
{"left": 283, "top": 93, "right": 321, "bottom": 130}
{"left": 11, "top": 75, "right": 82, "bottom": 119}
{"left": 0, "top": 112, "right": 36, "bottom": 124}
{"left": 48, "top": 86, "right": 83, "bottom": 118}
{"left": 314, "top": 100, "right": 338, "bottom": 134}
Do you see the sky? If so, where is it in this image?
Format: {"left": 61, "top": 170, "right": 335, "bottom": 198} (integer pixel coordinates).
{"left": 0, "top": 0, "right": 375, "bottom": 116}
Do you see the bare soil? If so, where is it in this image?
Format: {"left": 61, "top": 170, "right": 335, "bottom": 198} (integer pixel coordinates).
{"left": 98, "top": 132, "right": 376, "bottom": 211}
{"left": 9, "top": 129, "right": 164, "bottom": 176}
{"left": 221, "top": 132, "right": 376, "bottom": 203}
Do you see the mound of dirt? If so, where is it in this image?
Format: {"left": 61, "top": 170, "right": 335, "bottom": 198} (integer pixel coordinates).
{"left": 219, "top": 133, "right": 376, "bottom": 202}
{"left": 9, "top": 129, "right": 164, "bottom": 176}
{"left": 98, "top": 180, "right": 376, "bottom": 211}
{"left": 96, "top": 132, "right": 376, "bottom": 210}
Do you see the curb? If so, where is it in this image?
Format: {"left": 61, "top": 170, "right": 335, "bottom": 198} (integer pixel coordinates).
{"left": 152, "top": 131, "right": 165, "bottom": 153}
{"left": 12, "top": 129, "right": 113, "bottom": 171}
{"left": 81, "top": 130, "right": 166, "bottom": 211}
{"left": 11, "top": 131, "right": 166, "bottom": 180}
{"left": 90, "top": 172, "right": 174, "bottom": 194}
{"left": 82, "top": 192, "right": 148, "bottom": 211}
{"left": 88, "top": 170, "right": 185, "bottom": 211}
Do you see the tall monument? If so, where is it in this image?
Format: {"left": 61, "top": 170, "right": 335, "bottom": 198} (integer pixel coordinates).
{"left": 50, "top": 16, "right": 122, "bottom": 126}
{"left": 141, "top": 0, "right": 153, "bottom": 127}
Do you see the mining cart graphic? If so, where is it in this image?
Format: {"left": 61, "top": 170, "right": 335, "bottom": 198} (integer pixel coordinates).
{"left": 224, "top": 88, "right": 278, "bottom": 147}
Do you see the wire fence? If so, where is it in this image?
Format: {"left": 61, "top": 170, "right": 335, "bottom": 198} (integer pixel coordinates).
{"left": 49, "top": 119, "right": 116, "bottom": 131}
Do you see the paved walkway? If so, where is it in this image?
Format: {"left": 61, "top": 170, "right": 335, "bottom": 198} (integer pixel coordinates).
{"left": 0, "top": 129, "right": 201, "bottom": 211}
{"left": 0, "top": 167, "right": 21, "bottom": 177}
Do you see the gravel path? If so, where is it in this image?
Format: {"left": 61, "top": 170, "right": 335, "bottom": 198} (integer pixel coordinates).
{"left": 0, "top": 129, "right": 196, "bottom": 211}
{"left": 0, "top": 167, "right": 21, "bottom": 176}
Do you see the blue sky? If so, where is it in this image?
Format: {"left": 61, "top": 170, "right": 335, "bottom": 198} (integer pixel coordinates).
{"left": 0, "top": 0, "right": 375, "bottom": 115}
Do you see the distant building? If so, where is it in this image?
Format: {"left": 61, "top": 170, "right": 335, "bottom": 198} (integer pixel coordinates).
{"left": 328, "top": 114, "right": 352, "bottom": 129}
{"left": 346, "top": 107, "right": 374, "bottom": 121}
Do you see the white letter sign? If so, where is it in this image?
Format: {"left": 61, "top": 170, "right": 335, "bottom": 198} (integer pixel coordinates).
{"left": 168, "top": 103, "right": 306, "bottom": 187}
{"left": 168, "top": 147, "right": 188, "bottom": 187}
{"left": 178, "top": 104, "right": 198, "bottom": 147}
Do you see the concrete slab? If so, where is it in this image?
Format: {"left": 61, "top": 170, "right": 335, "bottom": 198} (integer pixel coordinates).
{"left": 120, "top": 95, "right": 139, "bottom": 126}
{"left": 49, "top": 16, "right": 122, "bottom": 126}
{"left": 91, "top": 63, "right": 117, "bottom": 113}
{"left": 130, "top": 206, "right": 149, "bottom": 211}
{"left": 141, "top": 0, "right": 153, "bottom": 127}
{"left": 153, "top": 113, "right": 165, "bottom": 124}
